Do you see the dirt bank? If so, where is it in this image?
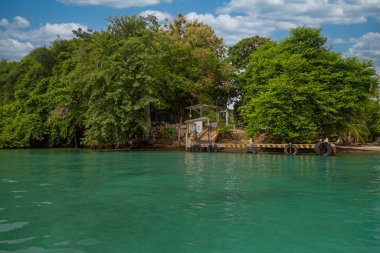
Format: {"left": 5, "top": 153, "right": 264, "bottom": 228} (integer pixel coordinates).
{"left": 336, "top": 145, "right": 380, "bottom": 154}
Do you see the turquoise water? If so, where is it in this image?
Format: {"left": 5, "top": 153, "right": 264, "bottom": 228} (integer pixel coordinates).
{"left": 0, "top": 150, "right": 380, "bottom": 253}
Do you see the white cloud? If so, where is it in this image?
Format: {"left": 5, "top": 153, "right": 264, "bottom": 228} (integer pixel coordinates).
{"left": 0, "top": 16, "right": 31, "bottom": 29}
{"left": 218, "top": 0, "right": 380, "bottom": 25}
{"left": 1, "top": 21, "right": 88, "bottom": 44}
{"left": 24, "top": 23, "right": 88, "bottom": 43}
{"left": 185, "top": 12, "right": 281, "bottom": 45}
{"left": 0, "top": 18, "right": 9, "bottom": 27}
{"left": 13, "top": 16, "right": 30, "bottom": 28}
{"left": 0, "top": 39, "right": 34, "bottom": 60}
{"left": 58, "top": 0, "right": 172, "bottom": 8}
{"left": 183, "top": 0, "right": 380, "bottom": 45}
{"left": 346, "top": 32, "right": 380, "bottom": 72}
{"left": 139, "top": 10, "right": 172, "bottom": 22}
{"left": 177, "top": 0, "right": 380, "bottom": 45}
{"left": 0, "top": 16, "right": 87, "bottom": 60}
{"left": 332, "top": 38, "right": 348, "bottom": 45}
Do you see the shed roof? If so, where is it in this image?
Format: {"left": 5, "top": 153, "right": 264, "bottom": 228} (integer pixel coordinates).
{"left": 185, "top": 104, "right": 222, "bottom": 110}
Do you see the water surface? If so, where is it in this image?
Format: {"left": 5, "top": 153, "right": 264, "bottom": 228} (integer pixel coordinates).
{"left": 1, "top": 149, "right": 380, "bottom": 252}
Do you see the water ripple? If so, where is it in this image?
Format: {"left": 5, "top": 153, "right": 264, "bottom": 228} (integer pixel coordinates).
{"left": 32, "top": 202, "right": 52, "bottom": 207}
{"left": 2, "top": 179, "right": 17, "bottom": 183}
{"left": 0, "top": 246, "right": 83, "bottom": 253}
{"left": 0, "top": 222, "right": 28, "bottom": 232}
{"left": 0, "top": 237, "right": 35, "bottom": 245}
{"left": 54, "top": 241, "right": 70, "bottom": 246}
{"left": 75, "top": 239, "right": 99, "bottom": 246}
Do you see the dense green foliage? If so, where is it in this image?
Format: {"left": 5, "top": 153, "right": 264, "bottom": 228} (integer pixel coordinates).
{"left": 227, "top": 35, "right": 269, "bottom": 71}
{"left": 0, "top": 17, "right": 379, "bottom": 148}
{"left": 226, "top": 35, "right": 270, "bottom": 123}
{"left": 0, "top": 14, "right": 233, "bottom": 148}
{"left": 237, "top": 27, "right": 379, "bottom": 143}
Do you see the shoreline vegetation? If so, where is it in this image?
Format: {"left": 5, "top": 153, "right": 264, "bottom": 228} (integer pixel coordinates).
{"left": 0, "top": 14, "right": 379, "bottom": 149}
{"left": 2, "top": 145, "right": 380, "bottom": 155}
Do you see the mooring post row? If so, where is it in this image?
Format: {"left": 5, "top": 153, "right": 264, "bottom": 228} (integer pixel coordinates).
{"left": 188, "top": 142, "right": 336, "bottom": 156}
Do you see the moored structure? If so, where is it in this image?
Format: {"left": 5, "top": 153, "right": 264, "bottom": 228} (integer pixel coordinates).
{"left": 188, "top": 140, "right": 336, "bottom": 156}
{"left": 184, "top": 104, "right": 336, "bottom": 156}
{"left": 184, "top": 104, "right": 223, "bottom": 151}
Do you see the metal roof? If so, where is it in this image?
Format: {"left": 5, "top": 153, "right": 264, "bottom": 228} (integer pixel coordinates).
{"left": 185, "top": 104, "right": 222, "bottom": 110}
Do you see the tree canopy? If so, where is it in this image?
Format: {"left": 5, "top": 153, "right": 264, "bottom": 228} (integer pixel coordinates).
{"left": 0, "top": 18, "right": 379, "bottom": 148}
{"left": 0, "top": 14, "right": 233, "bottom": 148}
{"left": 237, "top": 27, "right": 379, "bottom": 143}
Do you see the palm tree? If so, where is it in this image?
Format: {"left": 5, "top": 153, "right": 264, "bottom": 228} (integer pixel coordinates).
{"left": 340, "top": 123, "right": 369, "bottom": 145}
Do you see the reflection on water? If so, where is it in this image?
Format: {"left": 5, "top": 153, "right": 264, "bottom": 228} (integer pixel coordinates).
{"left": 184, "top": 153, "right": 206, "bottom": 192}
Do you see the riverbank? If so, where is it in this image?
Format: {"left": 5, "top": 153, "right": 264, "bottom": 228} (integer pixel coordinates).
{"left": 2, "top": 142, "right": 380, "bottom": 154}
{"left": 158, "top": 143, "right": 380, "bottom": 154}
{"left": 336, "top": 145, "right": 380, "bottom": 154}
{"left": 143, "top": 143, "right": 380, "bottom": 155}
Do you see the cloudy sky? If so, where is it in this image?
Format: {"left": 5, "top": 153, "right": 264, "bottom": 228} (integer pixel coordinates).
{"left": 1, "top": 0, "right": 379, "bottom": 71}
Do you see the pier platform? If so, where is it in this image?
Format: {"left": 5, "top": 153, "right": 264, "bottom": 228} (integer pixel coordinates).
{"left": 187, "top": 142, "right": 336, "bottom": 156}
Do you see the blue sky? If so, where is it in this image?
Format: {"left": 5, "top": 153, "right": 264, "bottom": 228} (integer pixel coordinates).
{"left": 0, "top": 0, "right": 379, "bottom": 72}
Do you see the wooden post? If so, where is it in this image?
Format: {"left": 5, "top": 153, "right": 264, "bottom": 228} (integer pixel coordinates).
{"left": 185, "top": 124, "right": 189, "bottom": 151}
{"left": 177, "top": 125, "right": 180, "bottom": 145}
{"left": 207, "top": 118, "right": 210, "bottom": 143}
{"left": 226, "top": 110, "right": 229, "bottom": 126}
{"left": 216, "top": 110, "right": 219, "bottom": 127}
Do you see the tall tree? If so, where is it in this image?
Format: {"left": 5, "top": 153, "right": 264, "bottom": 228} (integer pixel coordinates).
{"left": 227, "top": 35, "right": 269, "bottom": 71}
{"left": 165, "top": 14, "right": 233, "bottom": 108}
{"left": 240, "top": 27, "right": 379, "bottom": 143}
{"left": 227, "top": 36, "right": 270, "bottom": 122}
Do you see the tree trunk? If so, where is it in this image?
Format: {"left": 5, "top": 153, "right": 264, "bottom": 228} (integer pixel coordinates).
{"left": 144, "top": 104, "right": 151, "bottom": 140}
{"left": 348, "top": 131, "right": 352, "bottom": 145}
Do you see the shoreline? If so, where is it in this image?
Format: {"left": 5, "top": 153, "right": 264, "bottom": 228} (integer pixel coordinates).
{"left": 336, "top": 145, "right": 380, "bottom": 154}
{"left": 2, "top": 144, "right": 380, "bottom": 155}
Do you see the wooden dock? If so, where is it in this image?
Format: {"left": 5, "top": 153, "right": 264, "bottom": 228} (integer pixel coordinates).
{"left": 187, "top": 142, "right": 336, "bottom": 156}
